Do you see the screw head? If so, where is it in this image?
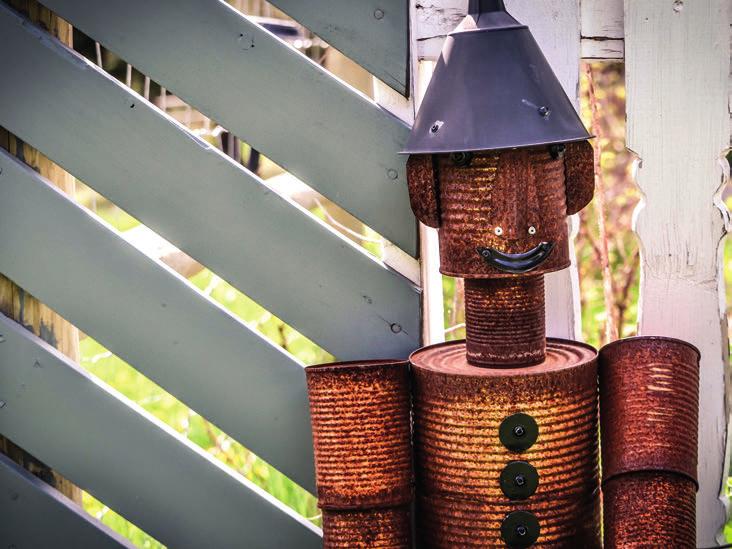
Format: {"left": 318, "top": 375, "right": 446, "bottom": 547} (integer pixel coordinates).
{"left": 390, "top": 323, "right": 402, "bottom": 334}
{"left": 516, "top": 525, "right": 528, "bottom": 537}
{"left": 528, "top": 226, "right": 537, "bottom": 235}
{"left": 538, "top": 105, "right": 551, "bottom": 117}
{"left": 374, "top": 8, "right": 385, "bottom": 19}
{"left": 514, "top": 474, "right": 526, "bottom": 487}
{"left": 387, "top": 168, "right": 398, "bottom": 180}
{"left": 494, "top": 226, "right": 504, "bottom": 236}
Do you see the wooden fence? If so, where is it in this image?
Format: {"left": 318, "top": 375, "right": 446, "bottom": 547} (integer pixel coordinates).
{"left": 0, "top": 0, "right": 729, "bottom": 546}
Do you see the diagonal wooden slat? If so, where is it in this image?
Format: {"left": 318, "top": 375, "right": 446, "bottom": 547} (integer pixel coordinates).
{"left": 267, "top": 0, "right": 409, "bottom": 95}
{"left": 0, "top": 453, "right": 135, "bottom": 549}
{"left": 0, "top": 313, "right": 322, "bottom": 548}
{"left": 0, "top": 5, "right": 421, "bottom": 363}
{"left": 0, "top": 149, "right": 315, "bottom": 490}
{"left": 42, "top": 0, "right": 416, "bottom": 255}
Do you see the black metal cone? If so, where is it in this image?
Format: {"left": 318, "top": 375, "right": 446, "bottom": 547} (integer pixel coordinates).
{"left": 402, "top": 3, "right": 590, "bottom": 154}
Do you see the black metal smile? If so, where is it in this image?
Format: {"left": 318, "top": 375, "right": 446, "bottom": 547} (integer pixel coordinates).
{"left": 477, "top": 242, "right": 554, "bottom": 274}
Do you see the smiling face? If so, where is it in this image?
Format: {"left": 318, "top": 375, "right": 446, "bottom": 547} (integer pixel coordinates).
{"left": 436, "top": 147, "right": 570, "bottom": 278}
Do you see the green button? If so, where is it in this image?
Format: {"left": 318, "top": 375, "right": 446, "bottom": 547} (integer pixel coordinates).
{"left": 499, "top": 413, "right": 538, "bottom": 452}
{"left": 501, "top": 510, "right": 540, "bottom": 547}
{"left": 500, "top": 461, "right": 539, "bottom": 500}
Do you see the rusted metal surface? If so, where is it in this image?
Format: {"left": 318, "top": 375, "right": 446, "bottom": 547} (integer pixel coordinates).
{"left": 603, "top": 472, "right": 696, "bottom": 548}
{"left": 464, "top": 275, "right": 545, "bottom": 367}
{"left": 410, "top": 339, "right": 601, "bottom": 547}
{"left": 406, "top": 154, "right": 440, "bottom": 228}
{"left": 436, "top": 149, "right": 570, "bottom": 278}
{"left": 599, "top": 336, "right": 700, "bottom": 484}
{"left": 305, "top": 360, "right": 413, "bottom": 509}
{"left": 563, "top": 141, "right": 596, "bottom": 215}
{"left": 321, "top": 506, "right": 411, "bottom": 549}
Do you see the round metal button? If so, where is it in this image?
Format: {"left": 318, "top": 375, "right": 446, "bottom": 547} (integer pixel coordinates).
{"left": 500, "top": 461, "right": 539, "bottom": 500}
{"left": 501, "top": 510, "right": 540, "bottom": 547}
{"left": 499, "top": 413, "right": 538, "bottom": 452}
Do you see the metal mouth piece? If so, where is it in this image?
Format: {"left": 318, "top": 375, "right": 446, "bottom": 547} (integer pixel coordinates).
{"left": 477, "top": 242, "right": 554, "bottom": 274}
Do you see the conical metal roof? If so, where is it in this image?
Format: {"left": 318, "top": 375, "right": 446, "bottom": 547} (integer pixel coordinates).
{"left": 402, "top": 0, "right": 590, "bottom": 154}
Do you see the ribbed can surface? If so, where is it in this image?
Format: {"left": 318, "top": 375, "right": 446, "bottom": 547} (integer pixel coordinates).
{"left": 437, "top": 148, "right": 570, "bottom": 278}
{"left": 464, "top": 276, "right": 545, "bottom": 367}
{"left": 599, "top": 336, "right": 700, "bottom": 484}
{"left": 410, "top": 339, "right": 601, "bottom": 547}
{"left": 322, "top": 506, "right": 412, "bottom": 549}
{"left": 603, "top": 472, "right": 696, "bottom": 548}
{"left": 305, "top": 360, "right": 413, "bottom": 509}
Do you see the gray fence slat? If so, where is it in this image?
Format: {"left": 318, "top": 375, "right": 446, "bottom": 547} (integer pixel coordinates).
{"left": 0, "top": 5, "right": 421, "bottom": 363}
{"left": 0, "top": 314, "right": 322, "bottom": 548}
{"left": 0, "top": 454, "right": 134, "bottom": 549}
{"left": 0, "top": 149, "right": 316, "bottom": 491}
{"left": 42, "top": 0, "right": 416, "bottom": 255}
{"left": 268, "top": 0, "right": 409, "bottom": 95}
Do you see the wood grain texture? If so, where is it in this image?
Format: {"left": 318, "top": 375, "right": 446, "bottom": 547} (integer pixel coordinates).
{"left": 415, "top": 0, "right": 623, "bottom": 60}
{"left": 0, "top": 453, "right": 134, "bottom": 548}
{"left": 625, "top": 0, "right": 731, "bottom": 543}
{"left": 0, "top": 0, "right": 80, "bottom": 504}
{"left": 267, "top": 0, "right": 409, "bottom": 94}
{"left": 0, "top": 313, "right": 322, "bottom": 548}
{"left": 0, "top": 148, "right": 317, "bottom": 491}
{"left": 580, "top": 0, "right": 624, "bottom": 59}
{"left": 41, "top": 0, "right": 417, "bottom": 256}
{"left": 0, "top": 4, "right": 421, "bottom": 362}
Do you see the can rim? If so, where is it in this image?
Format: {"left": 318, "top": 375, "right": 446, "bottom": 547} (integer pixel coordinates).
{"left": 599, "top": 335, "right": 701, "bottom": 360}
{"left": 306, "top": 358, "right": 409, "bottom": 373}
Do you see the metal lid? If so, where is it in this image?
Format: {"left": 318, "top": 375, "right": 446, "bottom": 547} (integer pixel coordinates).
{"left": 402, "top": 1, "right": 590, "bottom": 154}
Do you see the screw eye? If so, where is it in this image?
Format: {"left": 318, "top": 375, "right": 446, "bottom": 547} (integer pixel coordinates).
{"left": 528, "top": 226, "right": 537, "bottom": 235}
{"left": 494, "top": 226, "right": 504, "bottom": 236}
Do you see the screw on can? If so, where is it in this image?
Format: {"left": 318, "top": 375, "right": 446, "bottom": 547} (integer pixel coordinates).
{"left": 499, "top": 413, "right": 538, "bottom": 452}
{"left": 500, "top": 461, "right": 539, "bottom": 500}
{"left": 501, "top": 510, "right": 540, "bottom": 547}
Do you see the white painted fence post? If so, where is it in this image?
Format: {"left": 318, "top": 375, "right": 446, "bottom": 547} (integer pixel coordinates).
{"left": 625, "top": 1, "right": 731, "bottom": 543}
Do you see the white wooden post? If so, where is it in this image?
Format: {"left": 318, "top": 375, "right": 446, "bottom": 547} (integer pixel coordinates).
{"left": 625, "top": 0, "right": 731, "bottom": 543}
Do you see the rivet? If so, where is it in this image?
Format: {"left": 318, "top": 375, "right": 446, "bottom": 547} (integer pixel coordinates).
{"left": 538, "top": 106, "right": 551, "bottom": 117}
{"left": 387, "top": 168, "right": 398, "bottom": 180}
{"left": 374, "top": 8, "right": 385, "bottom": 19}
{"left": 390, "top": 323, "right": 402, "bottom": 334}
{"left": 528, "top": 226, "right": 537, "bottom": 235}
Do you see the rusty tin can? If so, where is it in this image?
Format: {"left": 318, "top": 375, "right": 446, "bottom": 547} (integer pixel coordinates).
{"left": 436, "top": 148, "right": 570, "bottom": 278}
{"left": 410, "top": 339, "right": 601, "bottom": 547}
{"left": 305, "top": 360, "right": 413, "bottom": 509}
{"left": 464, "top": 275, "right": 545, "bottom": 367}
{"left": 321, "top": 506, "right": 412, "bottom": 549}
{"left": 603, "top": 471, "right": 696, "bottom": 548}
{"left": 599, "top": 336, "right": 700, "bottom": 484}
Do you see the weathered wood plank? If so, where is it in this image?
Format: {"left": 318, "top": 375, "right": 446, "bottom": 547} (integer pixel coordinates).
{"left": 415, "top": 0, "right": 623, "bottom": 61}
{"left": 507, "top": 0, "right": 584, "bottom": 340}
{"left": 41, "top": 0, "right": 417, "bottom": 255}
{"left": 0, "top": 453, "right": 134, "bottom": 549}
{"left": 0, "top": 0, "right": 81, "bottom": 505}
{"left": 580, "top": 0, "right": 624, "bottom": 59}
{"left": 0, "top": 5, "right": 421, "bottom": 364}
{"left": 267, "top": 0, "right": 409, "bottom": 95}
{"left": 0, "top": 148, "right": 317, "bottom": 490}
{"left": 0, "top": 313, "right": 322, "bottom": 548}
{"left": 625, "top": 0, "right": 731, "bottom": 543}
